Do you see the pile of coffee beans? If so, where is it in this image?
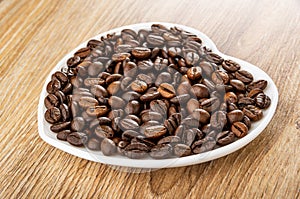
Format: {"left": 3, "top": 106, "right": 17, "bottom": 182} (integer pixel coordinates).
{"left": 44, "top": 24, "right": 271, "bottom": 159}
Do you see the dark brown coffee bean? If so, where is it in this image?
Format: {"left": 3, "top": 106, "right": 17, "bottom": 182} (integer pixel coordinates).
{"left": 190, "top": 84, "right": 210, "bottom": 99}
{"left": 108, "top": 96, "right": 125, "bottom": 109}
{"left": 186, "top": 98, "right": 199, "bottom": 114}
{"left": 57, "top": 130, "right": 71, "bottom": 141}
{"left": 124, "top": 150, "right": 147, "bottom": 159}
{"left": 212, "top": 70, "right": 229, "bottom": 85}
{"left": 170, "top": 94, "right": 190, "bottom": 105}
{"left": 158, "top": 136, "right": 181, "bottom": 145}
{"left": 140, "top": 91, "right": 161, "bottom": 102}
{"left": 144, "top": 125, "right": 167, "bottom": 139}
{"left": 137, "top": 60, "right": 153, "bottom": 71}
{"left": 217, "top": 131, "right": 235, "bottom": 145}
{"left": 168, "top": 47, "right": 182, "bottom": 57}
{"left": 90, "top": 85, "right": 108, "bottom": 98}
{"left": 248, "top": 88, "right": 263, "bottom": 98}
{"left": 224, "top": 92, "right": 238, "bottom": 104}
{"left": 105, "top": 74, "right": 122, "bottom": 85}
{"left": 174, "top": 144, "right": 192, "bottom": 157}
{"left": 231, "top": 122, "right": 248, "bottom": 138}
{"left": 107, "top": 81, "right": 121, "bottom": 95}
{"left": 125, "top": 143, "right": 149, "bottom": 152}
{"left": 247, "top": 80, "right": 268, "bottom": 91}
{"left": 255, "top": 93, "right": 271, "bottom": 109}
{"left": 181, "top": 117, "right": 199, "bottom": 128}
{"left": 150, "top": 100, "right": 168, "bottom": 115}
{"left": 200, "top": 97, "right": 220, "bottom": 113}
{"left": 67, "top": 132, "right": 87, "bottom": 146}
{"left": 227, "top": 110, "right": 244, "bottom": 123}
{"left": 137, "top": 74, "right": 153, "bottom": 86}
{"left": 158, "top": 83, "right": 176, "bottom": 98}
{"left": 52, "top": 71, "right": 68, "bottom": 86}
{"left": 235, "top": 70, "right": 253, "bottom": 84}
{"left": 122, "top": 91, "right": 141, "bottom": 102}
{"left": 112, "top": 52, "right": 131, "bottom": 62}
{"left": 222, "top": 60, "right": 240, "bottom": 72}
{"left": 119, "top": 118, "right": 139, "bottom": 130}
{"left": 101, "top": 138, "right": 117, "bottom": 156}
{"left": 74, "top": 47, "right": 90, "bottom": 58}
{"left": 132, "top": 47, "right": 151, "bottom": 59}
{"left": 210, "top": 111, "right": 227, "bottom": 130}
{"left": 230, "top": 79, "right": 246, "bottom": 92}
{"left": 62, "top": 83, "right": 72, "bottom": 94}
{"left": 95, "top": 125, "right": 114, "bottom": 139}
{"left": 46, "top": 79, "right": 61, "bottom": 94}
{"left": 243, "top": 105, "right": 263, "bottom": 121}
{"left": 44, "top": 94, "right": 59, "bottom": 109}
{"left": 71, "top": 117, "right": 85, "bottom": 131}
{"left": 199, "top": 61, "right": 215, "bottom": 77}
{"left": 122, "top": 130, "right": 140, "bottom": 141}
{"left": 44, "top": 107, "right": 61, "bottom": 124}
{"left": 155, "top": 72, "right": 172, "bottom": 86}
{"left": 141, "top": 111, "right": 163, "bottom": 122}
{"left": 238, "top": 97, "right": 255, "bottom": 108}
{"left": 177, "top": 81, "right": 192, "bottom": 95}
{"left": 187, "top": 66, "right": 202, "bottom": 80}
{"left": 150, "top": 144, "right": 172, "bottom": 159}
{"left": 147, "top": 34, "right": 164, "bottom": 46}
{"left": 205, "top": 52, "right": 224, "bottom": 64}
{"left": 192, "top": 109, "right": 210, "bottom": 124}
{"left": 131, "top": 80, "right": 148, "bottom": 93}
{"left": 202, "top": 79, "right": 215, "bottom": 92}
{"left": 242, "top": 116, "right": 251, "bottom": 129}
{"left": 192, "top": 136, "right": 216, "bottom": 154}
{"left": 50, "top": 121, "right": 71, "bottom": 133}
{"left": 125, "top": 100, "right": 140, "bottom": 115}
{"left": 86, "top": 105, "right": 109, "bottom": 117}
{"left": 78, "top": 96, "right": 98, "bottom": 108}
{"left": 185, "top": 52, "right": 199, "bottom": 66}
{"left": 87, "top": 138, "right": 101, "bottom": 150}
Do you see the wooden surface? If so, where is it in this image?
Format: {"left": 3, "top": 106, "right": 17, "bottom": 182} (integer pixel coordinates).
{"left": 0, "top": 0, "right": 299, "bottom": 198}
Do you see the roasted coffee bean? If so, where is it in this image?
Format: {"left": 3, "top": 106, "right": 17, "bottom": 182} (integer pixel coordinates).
{"left": 105, "top": 74, "right": 122, "bottom": 85}
{"left": 87, "top": 138, "right": 101, "bottom": 150}
{"left": 238, "top": 97, "right": 255, "bottom": 108}
{"left": 255, "top": 93, "right": 271, "bottom": 109}
{"left": 147, "top": 34, "right": 164, "bottom": 46}
{"left": 242, "top": 116, "right": 251, "bottom": 129}
{"left": 71, "top": 117, "right": 85, "bottom": 131}
{"left": 164, "top": 117, "right": 178, "bottom": 134}
{"left": 222, "top": 60, "right": 240, "bottom": 72}
{"left": 124, "top": 149, "right": 147, "bottom": 159}
{"left": 150, "top": 99, "right": 168, "bottom": 115}
{"left": 200, "top": 97, "right": 220, "bottom": 113}
{"left": 112, "top": 52, "right": 131, "bottom": 62}
{"left": 186, "top": 98, "right": 200, "bottom": 114}
{"left": 170, "top": 94, "right": 190, "bottom": 105}
{"left": 243, "top": 105, "right": 263, "bottom": 121}
{"left": 158, "top": 136, "right": 181, "bottom": 145}
{"left": 174, "top": 144, "right": 192, "bottom": 157}
{"left": 44, "top": 94, "right": 59, "bottom": 109}
{"left": 67, "top": 56, "right": 81, "bottom": 67}
{"left": 248, "top": 88, "right": 263, "bottom": 98}
{"left": 67, "top": 132, "right": 87, "bottom": 146}
{"left": 192, "top": 109, "right": 210, "bottom": 124}
{"left": 202, "top": 79, "right": 215, "bottom": 92}
{"left": 181, "top": 117, "right": 199, "bottom": 128}
{"left": 90, "top": 85, "right": 108, "bottom": 98}
{"left": 138, "top": 60, "right": 153, "bottom": 71}
{"left": 224, "top": 92, "right": 238, "bottom": 104}
{"left": 131, "top": 80, "right": 148, "bottom": 93}
{"left": 119, "top": 118, "right": 139, "bottom": 130}
{"left": 230, "top": 79, "right": 246, "bottom": 92}
{"left": 177, "top": 81, "right": 192, "bottom": 95}
{"left": 158, "top": 83, "right": 176, "bottom": 98}
{"left": 45, "top": 107, "right": 61, "bottom": 124}
{"left": 78, "top": 96, "right": 98, "bottom": 108}
{"left": 46, "top": 79, "right": 61, "bottom": 94}
{"left": 217, "top": 131, "right": 235, "bottom": 145}
{"left": 192, "top": 137, "right": 216, "bottom": 154}
{"left": 212, "top": 70, "right": 229, "bottom": 85}
{"left": 86, "top": 105, "right": 109, "bottom": 117}
{"left": 141, "top": 111, "right": 163, "bottom": 122}
{"left": 50, "top": 122, "right": 71, "bottom": 133}
{"left": 74, "top": 47, "right": 90, "bottom": 58}
{"left": 137, "top": 74, "right": 153, "bottom": 86}
{"left": 132, "top": 47, "right": 151, "bottom": 59}
{"left": 231, "top": 122, "right": 248, "bottom": 138}
{"left": 125, "top": 100, "right": 140, "bottom": 115}
{"left": 187, "top": 66, "right": 202, "bottom": 81}
{"left": 190, "top": 84, "right": 210, "bottom": 99}
{"left": 95, "top": 125, "right": 114, "bottom": 138}
{"left": 108, "top": 96, "right": 125, "bottom": 109}
{"left": 247, "top": 80, "right": 268, "bottom": 91}
{"left": 205, "top": 52, "right": 224, "bottom": 64}
{"left": 107, "top": 81, "right": 121, "bottom": 95}
{"left": 144, "top": 125, "right": 167, "bottom": 139}
{"left": 235, "top": 70, "right": 253, "bottom": 84}
{"left": 227, "top": 110, "right": 244, "bottom": 124}
{"left": 125, "top": 143, "right": 149, "bottom": 152}
{"left": 57, "top": 130, "right": 71, "bottom": 141}
{"left": 185, "top": 52, "right": 199, "bottom": 66}
{"left": 52, "top": 71, "right": 68, "bottom": 86}
{"left": 60, "top": 104, "right": 70, "bottom": 121}
{"left": 101, "top": 138, "right": 117, "bottom": 156}
{"left": 155, "top": 72, "right": 172, "bottom": 86}
{"left": 88, "top": 62, "right": 104, "bottom": 76}
{"left": 140, "top": 90, "right": 160, "bottom": 102}
{"left": 150, "top": 144, "right": 172, "bottom": 159}
{"left": 122, "top": 130, "right": 140, "bottom": 141}
{"left": 210, "top": 111, "right": 227, "bottom": 129}
{"left": 199, "top": 61, "right": 215, "bottom": 77}
{"left": 122, "top": 91, "right": 141, "bottom": 101}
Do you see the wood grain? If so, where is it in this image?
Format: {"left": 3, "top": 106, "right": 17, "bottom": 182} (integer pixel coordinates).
{"left": 0, "top": 0, "right": 299, "bottom": 198}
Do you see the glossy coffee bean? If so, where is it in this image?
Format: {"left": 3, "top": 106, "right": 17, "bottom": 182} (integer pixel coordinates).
{"left": 216, "top": 131, "right": 235, "bottom": 145}
{"left": 86, "top": 105, "right": 109, "bottom": 117}
{"left": 131, "top": 80, "right": 148, "bottom": 93}
{"left": 45, "top": 107, "right": 61, "bottom": 124}
{"left": 101, "top": 138, "right": 117, "bottom": 156}
{"left": 247, "top": 80, "right": 267, "bottom": 91}
{"left": 192, "top": 137, "right": 216, "bottom": 154}
{"left": 174, "top": 144, "right": 192, "bottom": 157}
{"left": 227, "top": 110, "right": 244, "bottom": 123}
{"left": 210, "top": 111, "right": 227, "bottom": 129}
{"left": 158, "top": 83, "right": 176, "bottom": 98}
{"left": 222, "top": 60, "right": 240, "bottom": 72}
{"left": 57, "top": 130, "right": 71, "bottom": 141}
{"left": 50, "top": 122, "right": 71, "bottom": 133}
{"left": 119, "top": 118, "right": 139, "bottom": 130}
{"left": 190, "top": 84, "right": 210, "bottom": 99}
{"left": 108, "top": 96, "right": 125, "bottom": 109}
{"left": 144, "top": 125, "right": 167, "bottom": 139}
{"left": 243, "top": 105, "right": 263, "bottom": 121}
{"left": 71, "top": 117, "right": 85, "bottom": 131}
{"left": 95, "top": 125, "right": 114, "bottom": 138}
{"left": 125, "top": 100, "right": 141, "bottom": 115}
{"left": 44, "top": 94, "right": 59, "bottom": 109}
{"left": 231, "top": 122, "right": 248, "bottom": 138}
{"left": 67, "top": 132, "right": 87, "bottom": 146}
{"left": 150, "top": 144, "right": 172, "bottom": 159}
{"left": 255, "top": 93, "right": 271, "bottom": 109}
{"left": 192, "top": 109, "right": 210, "bottom": 124}
{"left": 235, "top": 70, "right": 253, "bottom": 84}
{"left": 187, "top": 66, "right": 202, "bottom": 80}
{"left": 132, "top": 47, "right": 151, "bottom": 59}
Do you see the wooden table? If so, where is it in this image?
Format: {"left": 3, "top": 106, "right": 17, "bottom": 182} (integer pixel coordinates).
{"left": 0, "top": 0, "right": 299, "bottom": 198}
